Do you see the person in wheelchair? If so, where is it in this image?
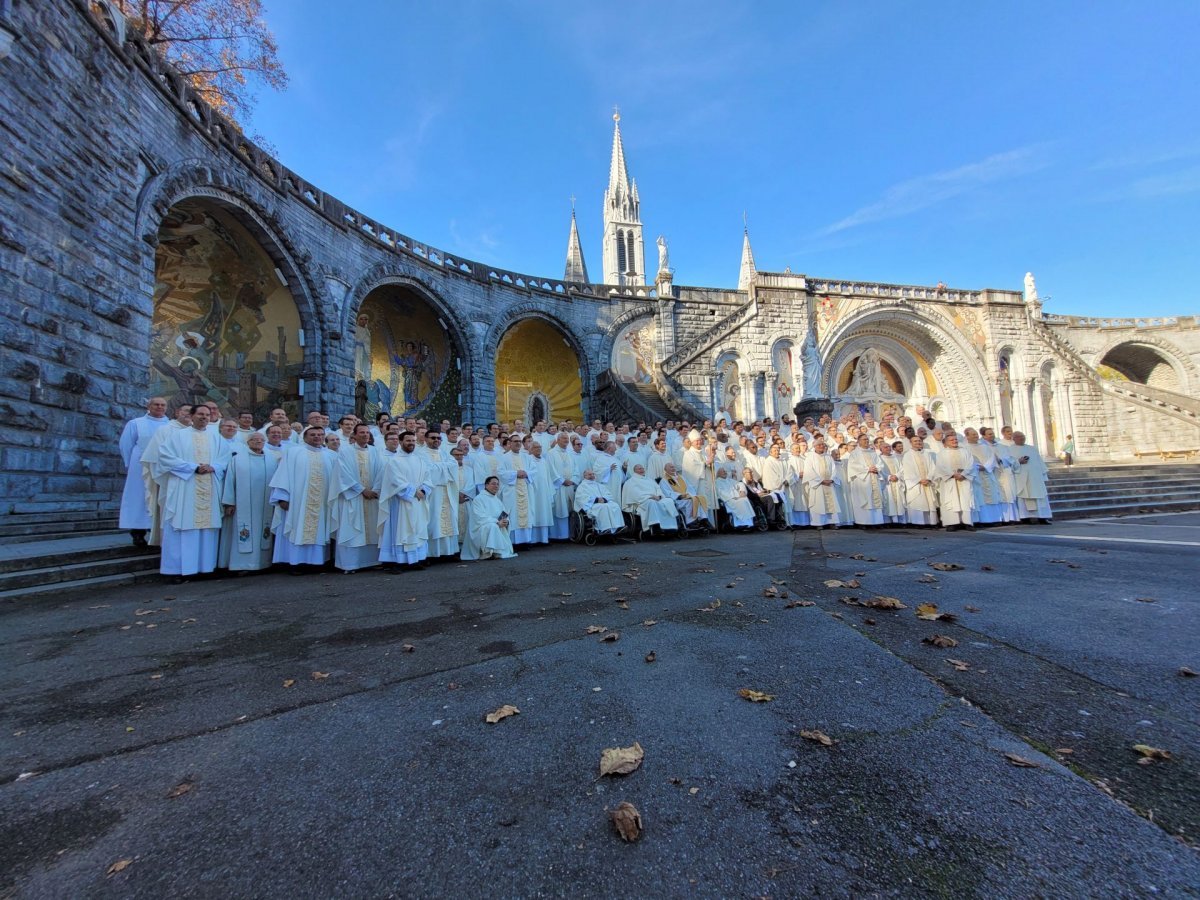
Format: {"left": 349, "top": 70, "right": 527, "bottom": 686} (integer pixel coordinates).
{"left": 742, "top": 466, "right": 784, "bottom": 527}
{"left": 620, "top": 464, "right": 680, "bottom": 535}
{"left": 660, "top": 462, "right": 711, "bottom": 529}
{"left": 572, "top": 469, "right": 624, "bottom": 536}
{"left": 715, "top": 467, "right": 757, "bottom": 529}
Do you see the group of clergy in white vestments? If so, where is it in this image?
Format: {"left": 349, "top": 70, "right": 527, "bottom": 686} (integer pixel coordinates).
{"left": 117, "top": 400, "right": 1056, "bottom": 580}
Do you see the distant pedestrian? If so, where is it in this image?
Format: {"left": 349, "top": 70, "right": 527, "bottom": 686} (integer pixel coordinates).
{"left": 1061, "top": 435, "right": 1075, "bottom": 467}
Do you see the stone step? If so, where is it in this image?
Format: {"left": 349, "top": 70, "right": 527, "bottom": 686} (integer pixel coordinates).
{"left": 0, "top": 528, "right": 125, "bottom": 545}
{"left": 0, "top": 569, "right": 164, "bottom": 603}
{"left": 0, "top": 518, "right": 120, "bottom": 541}
{"left": 1053, "top": 498, "right": 1200, "bottom": 520}
{"left": 1049, "top": 481, "right": 1200, "bottom": 499}
{"left": 0, "top": 533, "right": 157, "bottom": 574}
{"left": 0, "top": 552, "right": 161, "bottom": 594}
{"left": 1051, "top": 489, "right": 1200, "bottom": 509}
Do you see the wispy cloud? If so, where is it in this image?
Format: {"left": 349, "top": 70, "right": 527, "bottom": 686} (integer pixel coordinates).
{"left": 369, "top": 100, "right": 444, "bottom": 193}
{"left": 1089, "top": 143, "right": 1200, "bottom": 171}
{"left": 1102, "top": 166, "right": 1200, "bottom": 201}
{"left": 448, "top": 218, "right": 502, "bottom": 261}
{"left": 819, "top": 146, "right": 1052, "bottom": 235}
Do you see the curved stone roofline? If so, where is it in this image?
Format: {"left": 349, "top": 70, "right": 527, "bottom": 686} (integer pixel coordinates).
{"left": 76, "top": 0, "right": 670, "bottom": 307}
{"left": 1043, "top": 314, "right": 1195, "bottom": 329}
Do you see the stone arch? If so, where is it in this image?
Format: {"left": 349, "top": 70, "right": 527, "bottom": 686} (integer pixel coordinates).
{"left": 344, "top": 271, "right": 473, "bottom": 423}
{"left": 487, "top": 308, "right": 591, "bottom": 424}
{"left": 136, "top": 167, "right": 328, "bottom": 418}
{"left": 1092, "top": 335, "right": 1193, "bottom": 393}
{"left": 712, "top": 346, "right": 749, "bottom": 422}
{"left": 134, "top": 160, "right": 326, "bottom": 355}
{"left": 820, "top": 303, "right": 995, "bottom": 426}
{"left": 765, "top": 332, "right": 802, "bottom": 418}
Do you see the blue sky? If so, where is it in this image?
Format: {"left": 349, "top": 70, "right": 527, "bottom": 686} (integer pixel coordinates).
{"left": 247, "top": 1, "right": 1200, "bottom": 317}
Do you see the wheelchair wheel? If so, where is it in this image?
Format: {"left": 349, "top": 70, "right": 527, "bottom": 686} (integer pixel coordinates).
{"left": 583, "top": 531, "right": 598, "bottom": 546}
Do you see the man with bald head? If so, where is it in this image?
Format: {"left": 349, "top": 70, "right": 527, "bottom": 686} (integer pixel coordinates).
{"left": 119, "top": 396, "right": 170, "bottom": 547}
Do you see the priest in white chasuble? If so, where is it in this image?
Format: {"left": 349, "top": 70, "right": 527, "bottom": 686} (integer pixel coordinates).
{"left": 141, "top": 403, "right": 193, "bottom": 546}
{"left": 330, "top": 424, "right": 386, "bottom": 572}
{"left": 156, "top": 405, "right": 231, "bottom": 578}
{"left": 219, "top": 432, "right": 279, "bottom": 572}
{"left": 525, "top": 440, "right": 561, "bottom": 545}
{"left": 573, "top": 470, "right": 625, "bottom": 534}
{"left": 785, "top": 442, "right": 810, "bottom": 527}
{"left": 461, "top": 476, "right": 517, "bottom": 561}
{"left": 419, "top": 430, "right": 460, "bottom": 559}
{"left": 846, "top": 435, "right": 886, "bottom": 527}
{"left": 499, "top": 437, "right": 537, "bottom": 545}
{"left": 932, "top": 433, "right": 977, "bottom": 530}
{"left": 803, "top": 441, "right": 844, "bottom": 528}
{"left": 470, "top": 435, "right": 515, "bottom": 495}
{"left": 661, "top": 462, "right": 709, "bottom": 526}
{"left": 681, "top": 437, "right": 718, "bottom": 517}
{"left": 759, "top": 444, "right": 792, "bottom": 521}
{"left": 879, "top": 443, "right": 907, "bottom": 524}
{"left": 1011, "top": 431, "right": 1053, "bottom": 522}
{"left": 378, "top": 431, "right": 433, "bottom": 568}
{"left": 963, "top": 428, "right": 1004, "bottom": 524}
{"left": 546, "top": 432, "right": 580, "bottom": 540}
{"left": 900, "top": 435, "right": 940, "bottom": 526}
{"left": 452, "top": 446, "right": 474, "bottom": 545}
{"left": 269, "top": 425, "right": 340, "bottom": 567}
{"left": 621, "top": 464, "right": 679, "bottom": 532}
{"left": 119, "top": 396, "right": 169, "bottom": 546}
{"left": 983, "top": 427, "right": 1020, "bottom": 522}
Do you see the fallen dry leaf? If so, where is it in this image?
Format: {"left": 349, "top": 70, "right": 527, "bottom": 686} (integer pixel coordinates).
{"left": 106, "top": 859, "right": 133, "bottom": 877}
{"left": 311, "top": 671, "right": 330, "bottom": 681}
{"left": 166, "top": 781, "right": 193, "bottom": 799}
{"left": 609, "top": 801, "right": 643, "bottom": 842}
{"left": 862, "top": 596, "right": 906, "bottom": 610}
{"left": 823, "top": 579, "right": 849, "bottom": 588}
{"left": 585, "top": 625, "right": 607, "bottom": 634}
{"left": 599, "top": 742, "right": 644, "bottom": 777}
{"left": 550, "top": 591, "right": 573, "bottom": 597}
{"left": 918, "top": 574, "right": 939, "bottom": 584}
{"left": 697, "top": 600, "right": 721, "bottom": 611}
{"left": 1179, "top": 666, "right": 1198, "bottom": 678}
{"left": 600, "top": 631, "right": 620, "bottom": 643}
{"left": 946, "top": 659, "right": 971, "bottom": 672}
{"left": 964, "top": 605, "right": 981, "bottom": 613}
{"left": 737, "top": 688, "right": 775, "bottom": 702}
{"left": 617, "top": 601, "right": 630, "bottom": 610}
{"left": 800, "top": 729, "right": 836, "bottom": 746}
{"left": 923, "top": 634, "right": 959, "bottom": 649}
{"left": 929, "top": 562, "right": 964, "bottom": 572}
{"left": 762, "top": 586, "right": 780, "bottom": 598}
{"left": 863, "top": 617, "right": 877, "bottom": 626}
{"left": 645, "top": 651, "right": 656, "bottom": 663}
{"left": 605, "top": 587, "right": 620, "bottom": 593}
{"left": 1055, "top": 748, "right": 1074, "bottom": 756}
{"left": 1135, "top": 597, "right": 1156, "bottom": 603}
{"left": 850, "top": 553, "right": 865, "bottom": 560}
{"left": 688, "top": 786, "right": 700, "bottom": 795}
{"left": 402, "top": 644, "right": 416, "bottom": 653}
{"left": 981, "top": 565, "right": 995, "bottom": 572}
{"left": 1004, "top": 752, "right": 1040, "bottom": 768}
{"left": 485, "top": 704, "right": 520, "bottom": 724}
{"left": 642, "top": 620, "right": 657, "bottom": 627}
{"left": 557, "top": 568, "right": 577, "bottom": 575}
{"left": 1132, "top": 744, "right": 1172, "bottom": 764}
{"left": 915, "top": 603, "right": 941, "bottom": 621}
{"left": 149, "top": 673, "right": 163, "bottom": 680}
{"left": 785, "top": 600, "right": 816, "bottom": 608}
{"left": 282, "top": 679, "right": 296, "bottom": 688}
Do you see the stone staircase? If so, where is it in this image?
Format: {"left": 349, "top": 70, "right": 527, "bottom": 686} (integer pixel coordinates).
{"left": 0, "top": 508, "right": 161, "bottom": 601}
{"left": 1047, "top": 462, "right": 1200, "bottom": 519}
{"left": 661, "top": 295, "right": 757, "bottom": 377}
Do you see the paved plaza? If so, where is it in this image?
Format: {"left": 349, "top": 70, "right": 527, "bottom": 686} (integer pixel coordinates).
{"left": 2, "top": 516, "right": 1198, "bottom": 898}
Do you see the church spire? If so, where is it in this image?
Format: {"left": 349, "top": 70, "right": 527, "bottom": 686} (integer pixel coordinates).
{"left": 564, "top": 204, "right": 589, "bottom": 283}
{"left": 738, "top": 222, "right": 757, "bottom": 290}
{"left": 602, "top": 110, "right": 644, "bottom": 285}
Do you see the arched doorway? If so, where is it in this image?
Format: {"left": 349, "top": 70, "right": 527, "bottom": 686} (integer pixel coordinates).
{"left": 149, "top": 199, "right": 304, "bottom": 418}
{"left": 494, "top": 318, "right": 584, "bottom": 424}
{"left": 770, "top": 339, "right": 798, "bottom": 419}
{"left": 354, "top": 284, "right": 461, "bottom": 422}
{"left": 1097, "top": 342, "right": 1183, "bottom": 392}
{"left": 715, "top": 353, "right": 745, "bottom": 421}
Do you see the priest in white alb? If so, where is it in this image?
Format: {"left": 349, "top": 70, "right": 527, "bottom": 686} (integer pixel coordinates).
{"left": 573, "top": 469, "right": 625, "bottom": 535}
{"left": 1012, "top": 431, "right": 1053, "bottom": 523}
{"left": 156, "top": 404, "right": 231, "bottom": 579}
{"left": 846, "top": 435, "right": 886, "bottom": 527}
{"left": 546, "top": 432, "right": 580, "bottom": 540}
{"left": 119, "top": 396, "right": 169, "bottom": 547}
{"left": 461, "top": 475, "right": 517, "bottom": 560}
{"left": 330, "top": 424, "right": 386, "bottom": 572}
{"left": 419, "top": 430, "right": 461, "bottom": 559}
{"left": 803, "top": 441, "right": 844, "bottom": 528}
{"left": 141, "top": 403, "right": 193, "bottom": 546}
{"left": 621, "top": 464, "right": 679, "bottom": 533}
{"left": 219, "top": 431, "right": 279, "bottom": 572}
{"left": 932, "top": 433, "right": 977, "bottom": 530}
{"left": 269, "top": 425, "right": 340, "bottom": 568}
{"left": 378, "top": 431, "right": 432, "bottom": 568}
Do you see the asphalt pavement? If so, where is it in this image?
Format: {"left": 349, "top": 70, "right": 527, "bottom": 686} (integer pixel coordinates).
{"left": 1, "top": 515, "right": 1197, "bottom": 898}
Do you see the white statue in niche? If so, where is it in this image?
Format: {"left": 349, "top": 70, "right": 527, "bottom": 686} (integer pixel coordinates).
{"left": 846, "top": 348, "right": 887, "bottom": 397}
{"left": 353, "top": 312, "right": 373, "bottom": 382}
{"left": 801, "top": 330, "right": 822, "bottom": 398}
{"left": 1024, "top": 272, "right": 1038, "bottom": 302}
{"left": 656, "top": 235, "right": 669, "bottom": 275}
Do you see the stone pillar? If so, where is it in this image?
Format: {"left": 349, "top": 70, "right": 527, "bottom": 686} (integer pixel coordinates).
{"left": 656, "top": 297, "right": 677, "bottom": 361}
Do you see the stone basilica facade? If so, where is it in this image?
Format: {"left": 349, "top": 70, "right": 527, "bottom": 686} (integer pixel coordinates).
{"left": 1, "top": 0, "right": 1198, "bottom": 519}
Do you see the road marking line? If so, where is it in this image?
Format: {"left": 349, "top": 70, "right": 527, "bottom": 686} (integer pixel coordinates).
{"left": 991, "top": 533, "right": 1200, "bottom": 547}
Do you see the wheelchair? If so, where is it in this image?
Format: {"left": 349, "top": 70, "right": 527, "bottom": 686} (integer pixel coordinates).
{"left": 716, "top": 500, "right": 771, "bottom": 534}
{"left": 569, "top": 507, "right": 634, "bottom": 546}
